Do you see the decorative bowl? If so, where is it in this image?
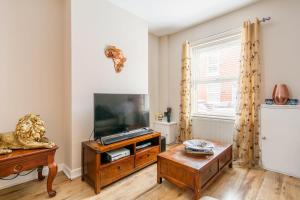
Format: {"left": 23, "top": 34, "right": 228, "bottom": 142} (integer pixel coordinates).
{"left": 183, "top": 140, "right": 214, "bottom": 155}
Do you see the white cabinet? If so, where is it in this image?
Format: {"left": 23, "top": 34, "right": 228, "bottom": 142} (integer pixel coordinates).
{"left": 153, "top": 121, "right": 177, "bottom": 144}
{"left": 261, "top": 104, "right": 300, "bottom": 178}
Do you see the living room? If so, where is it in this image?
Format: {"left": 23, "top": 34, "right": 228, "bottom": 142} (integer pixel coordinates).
{"left": 0, "top": 0, "right": 299, "bottom": 200}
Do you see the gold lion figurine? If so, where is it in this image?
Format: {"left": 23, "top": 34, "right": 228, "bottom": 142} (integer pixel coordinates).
{"left": 0, "top": 114, "right": 55, "bottom": 155}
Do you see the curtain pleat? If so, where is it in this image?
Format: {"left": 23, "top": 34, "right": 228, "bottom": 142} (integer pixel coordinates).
{"left": 178, "top": 41, "right": 192, "bottom": 142}
{"left": 233, "top": 19, "right": 261, "bottom": 167}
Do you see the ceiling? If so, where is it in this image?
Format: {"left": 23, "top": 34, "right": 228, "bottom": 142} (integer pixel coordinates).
{"left": 108, "top": 0, "right": 260, "bottom": 36}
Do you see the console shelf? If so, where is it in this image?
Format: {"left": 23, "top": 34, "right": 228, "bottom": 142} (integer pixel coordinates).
{"left": 136, "top": 145, "right": 157, "bottom": 153}
{"left": 100, "top": 155, "right": 133, "bottom": 168}
{"left": 81, "top": 132, "right": 161, "bottom": 194}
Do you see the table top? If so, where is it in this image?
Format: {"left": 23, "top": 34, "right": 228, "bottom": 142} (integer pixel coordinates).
{"left": 158, "top": 142, "right": 231, "bottom": 170}
{"left": 0, "top": 146, "right": 58, "bottom": 162}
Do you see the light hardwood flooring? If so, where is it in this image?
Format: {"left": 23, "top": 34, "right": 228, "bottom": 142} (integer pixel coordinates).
{"left": 0, "top": 164, "right": 300, "bottom": 200}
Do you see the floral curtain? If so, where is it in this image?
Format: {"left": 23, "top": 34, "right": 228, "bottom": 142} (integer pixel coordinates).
{"left": 233, "top": 19, "right": 261, "bottom": 167}
{"left": 178, "top": 41, "right": 192, "bottom": 142}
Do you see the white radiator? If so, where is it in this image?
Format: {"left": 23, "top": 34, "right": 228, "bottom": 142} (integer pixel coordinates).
{"left": 191, "top": 117, "right": 235, "bottom": 144}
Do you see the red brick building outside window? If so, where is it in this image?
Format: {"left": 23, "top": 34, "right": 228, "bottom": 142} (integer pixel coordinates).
{"left": 191, "top": 35, "right": 241, "bottom": 118}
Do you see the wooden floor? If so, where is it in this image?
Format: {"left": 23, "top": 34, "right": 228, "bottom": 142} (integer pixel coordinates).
{"left": 0, "top": 164, "right": 300, "bottom": 200}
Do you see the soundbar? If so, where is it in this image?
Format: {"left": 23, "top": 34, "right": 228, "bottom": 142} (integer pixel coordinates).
{"left": 100, "top": 128, "right": 153, "bottom": 145}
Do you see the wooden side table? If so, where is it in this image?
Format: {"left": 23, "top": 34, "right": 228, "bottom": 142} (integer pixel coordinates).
{"left": 0, "top": 146, "right": 58, "bottom": 197}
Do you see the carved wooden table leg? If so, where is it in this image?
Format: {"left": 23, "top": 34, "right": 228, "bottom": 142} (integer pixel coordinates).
{"left": 37, "top": 166, "right": 45, "bottom": 181}
{"left": 47, "top": 155, "right": 57, "bottom": 197}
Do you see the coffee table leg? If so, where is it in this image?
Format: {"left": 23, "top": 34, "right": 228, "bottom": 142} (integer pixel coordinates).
{"left": 157, "top": 176, "right": 162, "bottom": 184}
{"left": 194, "top": 174, "right": 201, "bottom": 200}
{"left": 47, "top": 155, "right": 57, "bottom": 197}
{"left": 157, "top": 157, "right": 162, "bottom": 184}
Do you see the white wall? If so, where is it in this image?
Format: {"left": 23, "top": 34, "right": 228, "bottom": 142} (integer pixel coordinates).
{"left": 159, "top": 0, "right": 300, "bottom": 138}
{"left": 148, "top": 34, "right": 159, "bottom": 127}
{"left": 158, "top": 36, "right": 170, "bottom": 114}
{"left": 70, "top": 0, "right": 148, "bottom": 169}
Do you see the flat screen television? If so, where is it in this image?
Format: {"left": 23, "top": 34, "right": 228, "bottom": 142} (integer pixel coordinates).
{"left": 94, "top": 93, "right": 149, "bottom": 140}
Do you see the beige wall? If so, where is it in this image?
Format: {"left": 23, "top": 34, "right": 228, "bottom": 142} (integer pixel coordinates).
{"left": 64, "top": 0, "right": 72, "bottom": 168}
{"left": 0, "top": 0, "right": 66, "bottom": 163}
{"left": 0, "top": 0, "right": 148, "bottom": 182}
{"left": 148, "top": 34, "right": 159, "bottom": 127}
{"left": 70, "top": 0, "right": 148, "bottom": 169}
{"left": 158, "top": 0, "right": 300, "bottom": 134}
{"left": 0, "top": 0, "right": 148, "bottom": 175}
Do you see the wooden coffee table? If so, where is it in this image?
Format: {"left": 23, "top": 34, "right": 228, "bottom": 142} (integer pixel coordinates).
{"left": 157, "top": 141, "right": 232, "bottom": 200}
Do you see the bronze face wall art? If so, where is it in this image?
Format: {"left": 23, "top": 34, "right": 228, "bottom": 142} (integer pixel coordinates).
{"left": 105, "top": 45, "right": 127, "bottom": 73}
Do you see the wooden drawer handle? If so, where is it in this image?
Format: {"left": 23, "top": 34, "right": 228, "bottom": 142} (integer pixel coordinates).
{"left": 13, "top": 164, "right": 23, "bottom": 173}
{"left": 147, "top": 154, "right": 150, "bottom": 157}
{"left": 117, "top": 166, "right": 121, "bottom": 170}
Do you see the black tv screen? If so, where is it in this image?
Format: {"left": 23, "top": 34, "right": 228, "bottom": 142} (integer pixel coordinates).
{"left": 94, "top": 93, "right": 149, "bottom": 139}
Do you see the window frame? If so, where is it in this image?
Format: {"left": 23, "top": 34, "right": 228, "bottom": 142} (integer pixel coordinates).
{"left": 190, "top": 29, "right": 241, "bottom": 120}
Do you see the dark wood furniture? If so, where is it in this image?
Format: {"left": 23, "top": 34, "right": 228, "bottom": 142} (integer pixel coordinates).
{"left": 157, "top": 142, "right": 232, "bottom": 200}
{"left": 0, "top": 146, "right": 58, "bottom": 197}
{"left": 82, "top": 132, "right": 161, "bottom": 194}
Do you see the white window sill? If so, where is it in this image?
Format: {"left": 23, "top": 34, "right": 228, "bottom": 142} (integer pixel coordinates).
{"left": 191, "top": 114, "right": 235, "bottom": 121}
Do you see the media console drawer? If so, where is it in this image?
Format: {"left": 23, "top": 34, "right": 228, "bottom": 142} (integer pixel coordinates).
{"left": 135, "top": 146, "right": 159, "bottom": 168}
{"left": 100, "top": 156, "right": 134, "bottom": 187}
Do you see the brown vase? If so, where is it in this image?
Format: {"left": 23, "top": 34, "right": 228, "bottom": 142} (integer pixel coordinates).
{"left": 272, "top": 84, "right": 289, "bottom": 105}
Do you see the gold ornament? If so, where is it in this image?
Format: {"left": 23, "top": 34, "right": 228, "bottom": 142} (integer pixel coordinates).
{"left": 105, "top": 45, "right": 127, "bottom": 73}
{"left": 0, "top": 114, "right": 55, "bottom": 155}
{"left": 155, "top": 113, "right": 164, "bottom": 121}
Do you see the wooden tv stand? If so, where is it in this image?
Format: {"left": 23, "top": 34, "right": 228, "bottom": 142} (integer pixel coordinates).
{"left": 81, "top": 132, "right": 161, "bottom": 194}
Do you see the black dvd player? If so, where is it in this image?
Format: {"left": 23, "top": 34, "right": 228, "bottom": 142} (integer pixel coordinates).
{"left": 99, "top": 127, "right": 153, "bottom": 145}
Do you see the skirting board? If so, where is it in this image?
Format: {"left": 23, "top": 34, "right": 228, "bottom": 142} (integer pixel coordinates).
{"left": 62, "top": 165, "right": 82, "bottom": 180}
{"left": 263, "top": 167, "right": 300, "bottom": 179}
{"left": 0, "top": 164, "right": 82, "bottom": 190}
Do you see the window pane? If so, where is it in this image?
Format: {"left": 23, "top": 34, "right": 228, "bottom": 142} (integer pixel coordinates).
{"left": 191, "top": 35, "right": 241, "bottom": 117}
{"left": 195, "top": 81, "right": 237, "bottom": 117}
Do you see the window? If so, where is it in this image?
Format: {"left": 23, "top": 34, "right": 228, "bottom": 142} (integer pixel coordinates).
{"left": 191, "top": 33, "right": 241, "bottom": 118}
{"left": 207, "top": 51, "right": 220, "bottom": 76}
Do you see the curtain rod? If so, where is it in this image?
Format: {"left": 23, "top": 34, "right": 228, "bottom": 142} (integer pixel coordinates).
{"left": 190, "top": 17, "right": 271, "bottom": 47}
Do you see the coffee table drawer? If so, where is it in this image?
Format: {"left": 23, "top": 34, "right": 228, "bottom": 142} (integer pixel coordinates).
{"left": 219, "top": 149, "right": 232, "bottom": 169}
{"left": 135, "top": 146, "right": 159, "bottom": 168}
{"left": 201, "top": 159, "right": 219, "bottom": 186}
